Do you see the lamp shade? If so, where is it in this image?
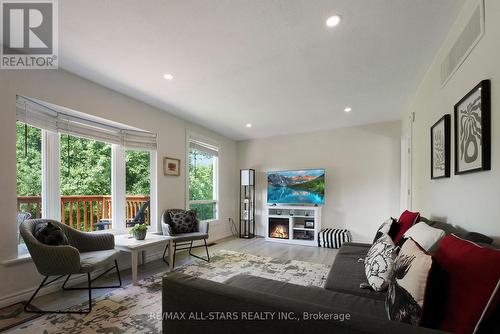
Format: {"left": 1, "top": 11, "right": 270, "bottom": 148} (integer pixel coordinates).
{"left": 241, "top": 169, "right": 254, "bottom": 186}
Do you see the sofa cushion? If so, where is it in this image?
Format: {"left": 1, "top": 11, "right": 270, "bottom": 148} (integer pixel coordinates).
{"left": 422, "top": 235, "right": 500, "bottom": 334}
{"left": 365, "top": 234, "right": 397, "bottom": 291}
{"left": 463, "top": 231, "right": 493, "bottom": 245}
{"left": 421, "top": 218, "right": 462, "bottom": 236}
{"left": 393, "top": 210, "right": 420, "bottom": 244}
{"left": 225, "top": 274, "right": 387, "bottom": 320}
{"left": 325, "top": 242, "right": 387, "bottom": 301}
{"left": 386, "top": 238, "right": 432, "bottom": 326}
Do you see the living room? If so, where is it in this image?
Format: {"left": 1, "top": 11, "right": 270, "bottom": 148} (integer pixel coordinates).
{"left": 0, "top": 0, "right": 498, "bottom": 333}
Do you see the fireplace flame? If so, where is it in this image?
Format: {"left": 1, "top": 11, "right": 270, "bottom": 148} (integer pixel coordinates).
{"left": 270, "top": 225, "right": 288, "bottom": 239}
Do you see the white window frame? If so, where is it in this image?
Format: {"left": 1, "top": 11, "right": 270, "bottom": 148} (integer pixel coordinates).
{"left": 186, "top": 132, "right": 219, "bottom": 223}
{"left": 41, "top": 130, "right": 61, "bottom": 221}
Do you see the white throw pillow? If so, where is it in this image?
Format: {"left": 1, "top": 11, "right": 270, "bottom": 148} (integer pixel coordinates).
{"left": 403, "top": 222, "right": 445, "bottom": 253}
{"left": 365, "top": 233, "right": 397, "bottom": 291}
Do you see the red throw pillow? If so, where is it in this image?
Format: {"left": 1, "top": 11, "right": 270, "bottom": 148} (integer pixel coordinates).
{"left": 422, "top": 235, "right": 500, "bottom": 334}
{"left": 392, "top": 210, "right": 420, "bottom": 244}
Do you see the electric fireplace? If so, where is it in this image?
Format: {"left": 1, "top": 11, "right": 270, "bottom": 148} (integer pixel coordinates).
{"left": 268, "top": 218, "right": 289, "bottom": 239}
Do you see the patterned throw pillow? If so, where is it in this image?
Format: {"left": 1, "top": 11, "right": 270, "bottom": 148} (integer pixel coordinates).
{"left": 34, "top": 221, "right": 69, "bottom": 246}
{"left": 365, "top": 233, "right": 397, "bottom": 291}
{"left": 168, "top": 210, "right": 198, "bottom": 234}
{"left": 386, "top": 238, "right": 432, "bottom": 326}
{"left": 373, "top": 218, "right": 397, "bottom": 243}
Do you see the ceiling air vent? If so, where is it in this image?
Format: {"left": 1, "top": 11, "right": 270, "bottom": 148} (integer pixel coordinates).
{"left": 441, "top": 0, "right": 485, "bottom": 87}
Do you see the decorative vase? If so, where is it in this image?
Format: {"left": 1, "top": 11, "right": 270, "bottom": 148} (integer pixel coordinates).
{"left": 134, "top": 230, "right": 147, "bottom": 240}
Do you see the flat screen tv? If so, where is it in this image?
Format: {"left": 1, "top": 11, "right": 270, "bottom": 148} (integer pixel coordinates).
{"left": 267, "top": 169, "right": 325, "bottom": 205}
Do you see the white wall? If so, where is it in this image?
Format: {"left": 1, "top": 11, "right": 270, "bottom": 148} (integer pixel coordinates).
{"left": 237, "top": 121, "right": 401, "bottom": 242}
{"left": 402, "top": 0, "right": 500, "bottom": 241}
{"left": 0, "top": 69, "right": 238, "bottom": 306}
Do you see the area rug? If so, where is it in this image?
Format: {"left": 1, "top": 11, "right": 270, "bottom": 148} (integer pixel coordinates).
{"left": 0, "top": 302, "right": 41, "bottom": 332}
{"left": 5, "top": 250, "right": 330, "bottom": 334}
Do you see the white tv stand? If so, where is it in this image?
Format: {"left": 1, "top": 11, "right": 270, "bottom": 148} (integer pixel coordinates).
{"left": 265, "top": 205, "right": 322, "bottom": 247}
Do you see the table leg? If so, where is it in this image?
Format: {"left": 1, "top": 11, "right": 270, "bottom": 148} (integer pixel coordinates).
{"left": 141, "top": 250, "right": 146, "bottom": 265}
{"left": 131, "top": 250, "right": 138, "bottom": 285}
{"left": 168, "top": 240, "right": 174, "bottom": 271}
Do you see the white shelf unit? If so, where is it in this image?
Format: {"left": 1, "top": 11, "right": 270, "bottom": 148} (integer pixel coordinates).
{"left": 265, "top": 205, "right": 321, "bottom": 247}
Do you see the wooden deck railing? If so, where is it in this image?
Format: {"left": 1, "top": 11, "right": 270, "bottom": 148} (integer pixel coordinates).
{"left": 17, "top": 195, "right": 150, "bottom": 231}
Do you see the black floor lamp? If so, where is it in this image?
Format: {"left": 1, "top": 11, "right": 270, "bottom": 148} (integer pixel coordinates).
{"left": 240, "top": 169, "right": 255, "bottom": 238}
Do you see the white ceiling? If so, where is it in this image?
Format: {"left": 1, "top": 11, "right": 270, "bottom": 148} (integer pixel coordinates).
{"left": 59, "top": 0, "right": 464, "bottom": 140}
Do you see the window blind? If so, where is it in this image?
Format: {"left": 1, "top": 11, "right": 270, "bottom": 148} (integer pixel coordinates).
{"left": 189, "top": 138, "right": 218, "bottom": 157}
{"left": 16, "top": 95, "right": 157, "bottom": 150}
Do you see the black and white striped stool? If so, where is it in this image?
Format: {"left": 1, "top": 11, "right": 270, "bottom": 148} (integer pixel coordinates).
{"left": 318, "top": 228, "right": 352, "bottom": 249}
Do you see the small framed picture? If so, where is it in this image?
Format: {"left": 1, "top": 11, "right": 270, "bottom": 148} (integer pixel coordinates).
{"left": 430, "top": 114, "right": 451, "bottom": 179}
{"left": 304, "top": 220, "right": 314, "bottom": 229}
{"left": 163, "top": 157, "right": 180, "bottom": 176}
{"left": 454, "top": 80, "right": 491, "bottom": 174}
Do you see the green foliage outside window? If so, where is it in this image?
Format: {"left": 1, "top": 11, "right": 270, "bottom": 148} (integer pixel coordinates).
{"left": 188, "top": 150, "right": 214, "bottom": 201}
{"left": 188, "top": 149, "right": 216, "bottom": 221}
{"left": 16, "top": 123, "right": 151, "bottom": 198}
{"left": 60, "top": 134, "right": 112, "bottom": 196}
{"left": 126, "top": 150, "right": 151, "bottom": 196}
{"left": 16, "top": 123, "right": 42, "bottom": 196}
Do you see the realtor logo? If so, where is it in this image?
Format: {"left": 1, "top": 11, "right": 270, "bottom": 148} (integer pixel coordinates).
{"left": 1, "top": 0, "right": 58, "bottom": 69}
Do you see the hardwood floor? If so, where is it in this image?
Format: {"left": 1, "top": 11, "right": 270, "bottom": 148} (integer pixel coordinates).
{"left": 21, "top": 236, "right": 338, "bottom": 313}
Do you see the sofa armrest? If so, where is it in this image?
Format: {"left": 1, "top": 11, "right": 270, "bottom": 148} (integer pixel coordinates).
{"left": 162, "top": 273, "right": 446, "bottom": 334}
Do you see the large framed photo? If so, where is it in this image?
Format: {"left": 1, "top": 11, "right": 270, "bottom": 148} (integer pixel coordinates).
{"left": 454, "top": 80, "right": 491, "bottom": 174}
{"left": 431, "top": 114, "right": 450, "bottom": 179}
{"left": 163, "top": 157, "right": 180, "bottom": 176}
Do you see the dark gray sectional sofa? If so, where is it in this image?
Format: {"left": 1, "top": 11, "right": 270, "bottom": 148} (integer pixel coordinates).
{"left": 162, "top": 219, "right": 495, "bottom": 333}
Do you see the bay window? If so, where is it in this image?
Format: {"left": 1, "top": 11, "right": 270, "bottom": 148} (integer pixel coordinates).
{"left": 15, "top": 95, "right": 157, "bottom": 254}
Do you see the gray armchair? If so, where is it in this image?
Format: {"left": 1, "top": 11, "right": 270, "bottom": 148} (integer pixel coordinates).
{"left": 161, "top": 209, "right": 210, "bottom": 268}
{"left": 20, "top": 219, "right": 122, "bottom": 314}
{"left": 17, "top": 212, "right": 31, "bottom": 243}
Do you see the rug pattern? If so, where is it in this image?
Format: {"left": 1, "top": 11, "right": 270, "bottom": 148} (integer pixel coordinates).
{"left": 6, "top": 250, "right": 330, "bottom": 334}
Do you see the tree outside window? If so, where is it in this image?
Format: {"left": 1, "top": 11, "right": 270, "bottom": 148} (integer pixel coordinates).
{"left": 188, "top": 149, "right": 218, "bottom": 221}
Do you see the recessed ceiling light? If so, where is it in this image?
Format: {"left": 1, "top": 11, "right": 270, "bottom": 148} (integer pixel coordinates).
{"left": 245, "top": 123, "right": 252, "bottom": 128}
{"left": 344, "top": 107, "right": 352, "bottom": 112}
{"left": 163, "top": 73, "right": 174, "bottom": 80}
{"left": 326, "top": 15, "right": 341, "bottom": 27}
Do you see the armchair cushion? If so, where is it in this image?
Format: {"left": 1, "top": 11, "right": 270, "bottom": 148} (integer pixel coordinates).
{"left": 79, "top": 249, "right": 120, "bottom": 273}
{"left": 168, "top": 232, "right": 209, "bottom": 243}
{"left": 34, "top": 221, "right": 69, "bottom": 246}
{"left": 168, "top": 209, "right": 198, "bottom": 234}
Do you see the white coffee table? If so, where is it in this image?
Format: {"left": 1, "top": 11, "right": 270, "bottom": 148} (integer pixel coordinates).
{"left": 114, "top": 233, "right": 173, "bottom": 285}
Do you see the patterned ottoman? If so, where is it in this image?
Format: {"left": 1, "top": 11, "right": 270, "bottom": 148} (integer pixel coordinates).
{"left": 318, "top": 228, "right": 352, "bottom": 249}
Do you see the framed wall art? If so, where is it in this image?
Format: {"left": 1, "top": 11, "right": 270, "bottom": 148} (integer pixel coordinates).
{"left": 163, "top": 157, "right": 181, "bottom": 176}
{"left": 454, "top": 80, "right": 491, "bottom": 174}
{"left": 431, "top": 114, "right": 451, "bottom": 179}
